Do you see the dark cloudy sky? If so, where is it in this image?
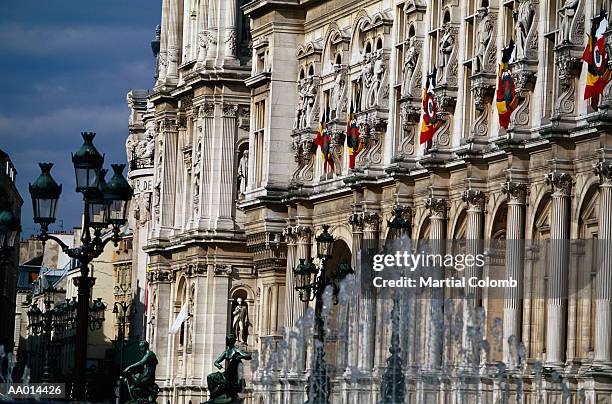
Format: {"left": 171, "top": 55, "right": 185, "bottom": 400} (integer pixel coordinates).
{"left": 0, "top": 1, "right": 161, "bottom": 236}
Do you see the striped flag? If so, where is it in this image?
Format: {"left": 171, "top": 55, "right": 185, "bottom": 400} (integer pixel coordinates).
{"left": 583, "top": 11, "right": 611, "bottom": 107}
{"left": 496, "top": 40, "right": 518, "bottom": 128}
{"left": 420, "top": 69, "right": 443, "bottom": 144}
{"left": 346, "top": 104, "right": 362, "bottom": 169}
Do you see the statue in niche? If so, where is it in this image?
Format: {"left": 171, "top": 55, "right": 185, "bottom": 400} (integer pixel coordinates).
{"left": 305, "top": 77, "right": 317, "bottom": 127}
{"left": 474, "top": 7, "right": 493, "bottom": 72}
{"left": 294, "top": 78, "right": 307, "bottom": 129}
{"left": 361, "top": 52, "right": 374, "bottom": 90}
{"left": 402, "top": 36, "right": 419, "bottom": 96}
{"left": 514, "top": 0, "right": 534, "bottom": 59}
{"left": 237, "top": 149, "right": 248, "bottom": 197}
{"left": 558, "top": 0, "right": 579, "bottom": 44}
{"left": 231, "top": 298, "right": 249, "bottom": 343}
{"left": 205, "top": 335, "right": 252, "bottom": 403}
{"left": 330, "top": 65, "right": 344, "bottom": 117}
{"left": 368, "top": 49, "right": 385, "bottom": 107}
{"left": 439, "top": 22, "right": 455, "bottom": 79}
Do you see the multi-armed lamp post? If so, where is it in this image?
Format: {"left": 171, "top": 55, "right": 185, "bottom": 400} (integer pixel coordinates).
{"left": 28, "top": 132, "right": 132, "bottom": 400}
{"left": 293, "top": 224, "right": 352, "bottom": 404}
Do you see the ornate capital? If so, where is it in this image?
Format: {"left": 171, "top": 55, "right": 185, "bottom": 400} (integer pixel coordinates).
{"left": 461, "top": 189, "right": 486, "bottom": 211}
{"left": 213, "top": 264, "right": 234, "bottom": 277}
{"left": 501, "top": 182, "right": 528, "bottom": 203}
{"left": 425, "top": 197, "right": 448, "bottom": 219}
{"left": 545, "top": 171, "right": 573, "bottom": 197}
{"left": 363, "top": 212, "right": 380, "bottom": 233}
{"left": 594, "top": 161, "right": 612, "bottom": 185}
{"left": 198, "top": 103, "right": 215, "bottom": 118}
{"left": 348, "top": 212, "right": 364, "bottom": 232}
{"left": 147, "top": 269, "right": 174, "bottom": 283}
{"left": 222, "top": 103, "right": 238, "bottom": 118}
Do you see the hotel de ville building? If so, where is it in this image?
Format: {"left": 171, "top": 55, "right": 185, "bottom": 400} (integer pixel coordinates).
{"left": 125, "top": 0, "right": 612, "bottom": 402}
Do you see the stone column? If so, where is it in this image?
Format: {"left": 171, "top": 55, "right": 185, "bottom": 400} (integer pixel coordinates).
{"left": 347, "top": 213, "right": 364, "bottom": 374}
{"left": 545, "top": 172, "right": 572, "bottom": 367}
{"left": 197, "top": 103, "right": 214, "bottom": 229}
{"left": 157, "top": 0, "right": 170, "bottom": 84}
{"left": 460, "top": 189, "right": 485, "bottom": 367}
{"left": 165, "top": 0, "right": 180, "bottom": 81}
{"left": 362, "top": 213, "right": 380, "bottom": 373}
{"left": 284, "top": 226, "right": 298, "bottom": 329}
{"left": 217, "top": 103, "right": 238, "bottom": 228}
{"left": 501, "top": 182, "right": 527, "bottom": 365}
{"left": 594, "top": 162, "right": 612, "bottom": 366}
{"left": 224, "top": 0, "right": 237, "bottom": 60}
{"left": 206, "top": 0, "right": 218, "bottom": 61}
{"left": 160, "top": 117, "right": 179, "bottom": 235}
{"left": 425, "top": 197, "right": 447, "bottom": 369}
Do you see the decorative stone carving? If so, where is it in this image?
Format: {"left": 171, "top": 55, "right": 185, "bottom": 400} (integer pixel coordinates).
{"left": 425, "top": 197, "right": 448, "bottom": 219}
{"left": 363, "top": 212, "right": 380, "bottom": 233}
{"left": 545, "top": 171, "right": 573, "bottom": 197}
{"left": 354, "top": 111, "right": 386, "bottom": 167}
{"left": 133, "top": 193, "right": 152, "bottom": 227}
{"left": 213, "top": 264, "right": 234, "bottom": 277}
{"left": 329, "top": 129, "right": 345, "bottom": 175}
{"left": 594, "top": 161, "right": 612, "bottom": 185}
{"left": 199, "top": 103, "right": 215, "bottom": 118}
{"left": 225, "top": 29, "right": 238, "bottom": 57}
{"left": 553, "top": 46, "right": 581, "bottom": 117}
{"left": 475, "top": 7, "right": 494, "bottom": 73}
{"left": 348, "top": 212, "right": 364, "bottom": 232}
{"left": 291, "top": 136, "right": 315, "bottom": 184}
{"left": 237, "top": 149, "right": 248, "bottom": 198}
{"left": 223, "top": 103, "right": 238, "bottom": 118}
{"left": 461, "top": 189, "right": 486, "bottom": 211}
{"left": 501, "top": 182, "right": 528, "bottom": 203}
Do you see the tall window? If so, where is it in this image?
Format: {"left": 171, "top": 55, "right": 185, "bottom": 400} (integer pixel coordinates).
{"left": 253, "top": 100, "right": 266, "bottom": 187}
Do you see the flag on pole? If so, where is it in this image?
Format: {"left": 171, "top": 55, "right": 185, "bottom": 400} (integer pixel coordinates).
{"left": 583, "top": 11, "right": 611, "bottom": 105}
{"left": 420, "top": 69, "right": 443, "bottom": 144}
{"left": 496, "top": 40, "right": 518, "bottom": 129}
{"left": 346, "top": 103, "right": 362, "bottom": 169}
{"left": 315, "top": 109, "right": 334, "bottom": 173}
{"left": 169, "top": 303, "right": 188, "bottom": 334}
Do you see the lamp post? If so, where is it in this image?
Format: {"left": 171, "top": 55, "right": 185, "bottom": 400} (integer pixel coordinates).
{"left": 28, "top": 132, "right": 132, "bottom": 400}
{"left": 112, "top": 298, "right": 134, "bottom": 404}
{"left": 293, "top": 224, "right": 352, "bottom": 404}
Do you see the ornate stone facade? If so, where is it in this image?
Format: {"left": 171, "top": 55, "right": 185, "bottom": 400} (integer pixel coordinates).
{"left": 131, "top": 0, "right": 612, "bottom": 402}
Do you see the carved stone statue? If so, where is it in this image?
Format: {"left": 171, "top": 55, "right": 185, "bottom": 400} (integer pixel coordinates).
{"left": 558, "top": 0, "right": 579, "bottom": 44}
{"left": 126, "top": 134, "right": 137, "bottom": 161}
{"left": 330, "top": 65, "right": 344, "bottom": 116}
{"left": 305, "top": 77, "right": 317, "bottom": 126}
{"left": 294, "top": 78, "right": 307, "bottom": 129}
{"left": 205, "top": 335, "right": 252, "bottom": 403}
{"left": 402, "top": 36, "right": 419, "bottom": 96}
{"left": 197, "top": 31, "right": 209, "bottom": 62}
{"left": 232, "top": 298, "right": 249, "bottom": 343}
{"left": 514, "top": 0, "right": 534, "bottom": 59}
{"left": 122, "top": 341, "right": 159, "bottom": 404}
{"left": 361, "top": 53, "right": 374, "bottom": 90}
{"left": 237, "top": 150, "right": 248, "bottom": 197}
{"left": 368, "top": 49, "right": 385, "bottom": 107}
{"left": 475, "top": 7, "right": 493, "bottom": 72}
{"left": 439, "top": 23, "right": 455, "bottom": 78}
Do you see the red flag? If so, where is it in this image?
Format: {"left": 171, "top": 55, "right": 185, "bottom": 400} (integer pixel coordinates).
{"left": 346, "top": 104, "right": 362, "bottom": 169}
{"left": 420, "top": 69, "right": 443, "bottom": 144}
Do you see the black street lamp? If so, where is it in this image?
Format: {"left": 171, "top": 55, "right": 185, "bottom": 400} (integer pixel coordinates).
{"left": 28, "top": 132, "right": 132, "bottom": 400}
{"left": 293, "top": 224, "right": 351, "bottom": 404}
{"left": 113, "top": 298, "right": 135, "bottom": 403}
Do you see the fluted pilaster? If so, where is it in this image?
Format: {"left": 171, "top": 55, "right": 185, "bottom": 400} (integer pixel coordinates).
{"left": 160, "top": 118, "right": 179, "bottom": 233}
{"left": 545, "top": 171, "right": 572, "bottom": 367}
{"left": 594, "top": 162, "right": 612, "bottom": 366}
{"left": 501, "top": 182, "right": 527, "bottom": 365}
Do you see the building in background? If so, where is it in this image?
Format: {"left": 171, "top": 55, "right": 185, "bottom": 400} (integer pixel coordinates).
{"left": 0, "top": 149, "right": 22, "bottom": 352}
{"left": 132, "top": 0, "right": 612, "bottom": 402}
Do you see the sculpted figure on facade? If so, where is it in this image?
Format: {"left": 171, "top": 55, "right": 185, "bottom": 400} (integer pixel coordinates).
{"left": 475, "top": 7, "right": 493, "bottom": 72}
{"left": 514, "top": 0, "right": 534, "bottom": 59}
{"left": 232, "top": 297, "right": 249, "bottom": 343}
{"left": 126, "top": 133, "right": 137, "bottom": 161}
{"left": 367, "top": 49, "right": 386, "bottom": 108}
{"left": 197, "top": 31, "right": 209, "bottom": 62}
{"left": 558, "top": 0, "right": 579, "bottom": 44}
{"left": 439, "top": 22, "right": 455, "bottom": 80}
{"left": 237, "top": 149, "right": 248, "bottom": 197}
{"left": 330, "top": 65, "right": 345, "bottom": 117}
{"left": 294, "top": 78, "right": 307, "bottom": 129}
{"left": 294, "top": 77, "right": 317, "bottom": 129}
{"left": 402, "top": 36, "right": 419, "bottom": 96}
